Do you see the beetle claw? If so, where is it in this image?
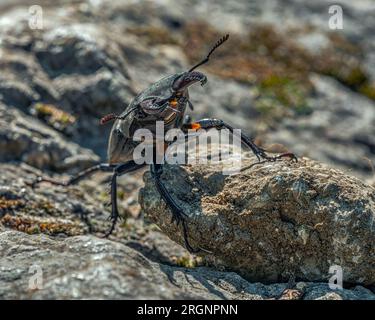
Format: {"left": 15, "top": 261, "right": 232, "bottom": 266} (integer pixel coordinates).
{"left": 200, "top": 77, "right": 207, "bottom": 86}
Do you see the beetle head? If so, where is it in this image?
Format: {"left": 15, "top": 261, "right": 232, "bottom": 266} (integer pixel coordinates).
{"left": 100, "top": 34, "right": 229, "bottom": 122}
{"left": 138, "top": 71, "right": 207, "bottom": 116}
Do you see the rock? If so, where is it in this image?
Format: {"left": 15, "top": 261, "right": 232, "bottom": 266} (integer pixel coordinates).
{"left": 0, "top": 104, "right": 99, "bottom": 173}
{"left": 268, "top": 75, "right": 375, "bottom": 179}
{"left": 302, "top": 284, "right": 374, "bottom": 300}
{"left": 0, "top": 230, "right": 374, "bottom": 300}
{"left": 140, "top": 155, "right": 375, "bottom": 285}
{"left": 0, "top": 19, "right": 135, "bottom": 157}
{"left": 33, "top": 24, "right": 130, "bottom": 80}
{"left": 0, "top": 230, "right": 231, "bottom": 299}
{"left": 0, "top": 161, "right": 373, "bottom": 300}
{"left": 0, "top": 48, "right": 57, "bottom": 110}
{"left": 0, "top": 163, "right": 107, "bottom": 235}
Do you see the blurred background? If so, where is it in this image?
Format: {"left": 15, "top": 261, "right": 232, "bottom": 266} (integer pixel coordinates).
{"left": 0, "top": 0, "right": 374, "bottom": 231}
{"left": 1, "top": 0, "right": 374, "bottom": 178}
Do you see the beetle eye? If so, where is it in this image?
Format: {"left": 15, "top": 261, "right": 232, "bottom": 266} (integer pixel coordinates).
{"left": 140, "top": 98, "right": 155, "bottom": 109}
{"left": 140, "top": 97, "right": 168, "bottom": 115}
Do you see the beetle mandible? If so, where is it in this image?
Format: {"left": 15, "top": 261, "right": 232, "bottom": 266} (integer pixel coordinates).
{"left": 32, "top": 35, "right": 297, "bottom": 253}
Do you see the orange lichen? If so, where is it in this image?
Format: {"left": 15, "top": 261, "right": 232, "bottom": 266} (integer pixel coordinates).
{"left": 0, "top": 196, "right": 24, "bottom": 211}
{"left": 27, "top": 200, "right": 56, "bottom": 215}
{"left": 1, "top": 214, "right": 83, "bottom": 236}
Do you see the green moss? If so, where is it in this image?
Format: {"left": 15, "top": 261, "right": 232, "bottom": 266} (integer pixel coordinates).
{"left": 126, "top": 26, "right": 178, "bottom": 46}
{"left": 0, "top": 196, "right": 24, "bottom": 211}
{"left": 318, "top": 63, "right": 375, "bottom": 101}
{"left": 30, "top": 200, "right": 55, "bottom": 215}
{"left": 173, "top": 255, "right": 203, "bottom": 268}
{"left": 344, "top": 66, "right": 368, "bottom": 87}
{"left": 359, "top": 84, "right": 375, "bottom": 100}
{"left": 180, "top": 21, "right": 375, "bottom": 105}
{"left": 98, "top": 191, "right": 109, "bottom": 202}
{"left": 254, "top": 75, "right": 312, "bottom": 124}
{"left": 28, "top": 225, "right": 41, "bottom": 234}
{"left": 117, "top": 189, "right": 125, "bottom": 199}
{"left": 119, "top": 220, "right": 132, "bottom": 231}
{"left": 319, "top": 64, "right": 368, "bottom": 89}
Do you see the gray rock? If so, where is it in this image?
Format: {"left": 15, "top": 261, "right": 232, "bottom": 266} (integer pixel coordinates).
{"left": 0, "top": 19, "right": 136, "bottom": 157}
{"left": 268, "top": 75, "right": 375, "bottom": 179}
{"left": 140, "top": 156, "right": 375, "bottom": 285}
{"left": 0, "top": 230, "right": 215, "bottom": 299}
{"left": 302, "top": 283, "right": 375, "bottom": 300}
{"left": 0, "top": 230, "right": 373, "bottom": 300}
{"left": 33, "top": 24, "right": 130, "bottom": 79}
{"left": 0, "top": 161, "right": 373, "bottom": 300}
{"left": 0, "top": 104, "right": 99, "bottom": 173}
{"left": 0, "top": 48, "right": 57, "bottom": 110}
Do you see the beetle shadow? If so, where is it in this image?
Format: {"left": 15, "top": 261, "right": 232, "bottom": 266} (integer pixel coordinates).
{"left": 127, "top": 239, "right": 286, "bottom": 299}
{"left": 126, "top": 240, "right": 239, "bottom": 299}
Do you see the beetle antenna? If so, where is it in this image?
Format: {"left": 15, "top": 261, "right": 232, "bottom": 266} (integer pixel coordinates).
{"left": 188, "top": 34, "right": 229, "bottom": 72}
{"left": 100, "top": 106, "right": 138, "bottom": 125}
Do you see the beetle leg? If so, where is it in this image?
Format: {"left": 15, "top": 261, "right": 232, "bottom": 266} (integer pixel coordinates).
{"left": 182, "top": 118, "right": 298, "bottom": 163}
{"left": 151, "top": 163, "right": 200, "bottom": 254}
{"left": 182, "top": 114, "right": 192, "bottom": 125}
{"left": 187, "top": 100, "right": 194, "bottom": 111}
{"left": 177, "top": 96, "right": 194, "bottom": 111}
{"left": 29, "top": 163, "right": 117, "bottom": 188}
{"left": 104, "top": 161, "right": 145, "bottom": 238}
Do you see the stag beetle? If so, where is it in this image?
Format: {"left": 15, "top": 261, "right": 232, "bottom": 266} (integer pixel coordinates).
{"left": 32, "top": 35, "right": 297, "bottom": 253}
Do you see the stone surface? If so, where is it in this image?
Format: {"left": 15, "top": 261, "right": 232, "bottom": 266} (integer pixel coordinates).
{"left": 0, "top": 230, "right": 374, "bottom": 300}
{"left": 0, "top": 161, "right": 373, "bottom": 300}
{"left": 140, "top": 156, "right": 375, "bottom": 285}
{"left": 0, "top": 103, "right": 99, "bottom": 173}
